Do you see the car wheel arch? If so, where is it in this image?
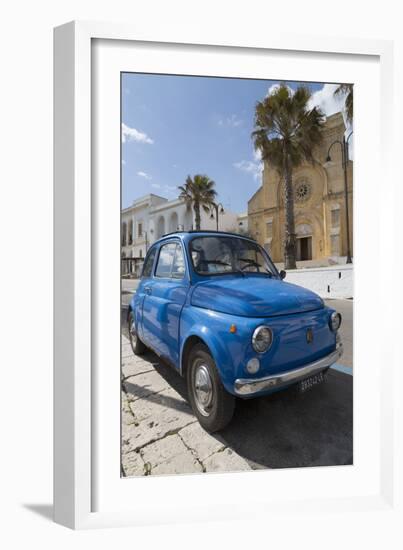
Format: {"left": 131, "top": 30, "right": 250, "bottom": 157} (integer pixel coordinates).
{"left": 180, "top": 335, "right": 212, "bottom": 377}
{"left": 126, "top": 305, "right": 132, "bottom": 321}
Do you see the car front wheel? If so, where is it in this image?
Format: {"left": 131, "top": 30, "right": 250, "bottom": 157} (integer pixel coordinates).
{"left": 128, "top": 310, "right": 146, "bottom": 355}
{"left": 187, "top": 343, "right": 235, "bottom": 433}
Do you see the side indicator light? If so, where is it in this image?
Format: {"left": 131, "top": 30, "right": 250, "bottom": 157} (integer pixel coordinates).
{"left": 229, "top": 324, "right": 237, "bottom": 334}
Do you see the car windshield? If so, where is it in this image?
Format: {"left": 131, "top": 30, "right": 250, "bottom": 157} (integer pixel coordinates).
{"left": 189, "top": 236, "right": 278, "bottom": 277}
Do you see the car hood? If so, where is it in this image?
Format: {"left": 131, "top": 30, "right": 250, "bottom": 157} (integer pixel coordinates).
{"left": 190, "top": 276, "right": 324, "bottom": 317}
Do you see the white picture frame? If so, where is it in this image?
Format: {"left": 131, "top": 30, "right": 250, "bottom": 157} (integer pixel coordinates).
{"left": 54, "top": 20, "right": 397, "bottom": 530}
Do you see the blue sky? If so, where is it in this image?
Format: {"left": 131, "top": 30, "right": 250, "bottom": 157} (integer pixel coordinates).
{"left": 121, "top": 74, "right": 348, "bottom": 212}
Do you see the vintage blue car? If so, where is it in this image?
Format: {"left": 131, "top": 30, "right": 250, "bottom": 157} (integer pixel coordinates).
{"left": 128, "top": 231, "right": 343, "bottom": 432}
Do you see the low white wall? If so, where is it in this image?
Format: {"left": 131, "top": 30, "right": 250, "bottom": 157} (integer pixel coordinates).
{"left": 284, "top": 264, "right": 353, "bottom": 299}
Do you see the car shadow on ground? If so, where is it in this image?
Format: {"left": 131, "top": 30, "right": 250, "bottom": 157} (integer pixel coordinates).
{"left": 122, "top": 325, "right": 353, "bottom": 470}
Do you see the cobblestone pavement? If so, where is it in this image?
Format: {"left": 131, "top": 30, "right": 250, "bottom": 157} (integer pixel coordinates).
{"left": 121, "top": 334, "right": 250, "bottom": 476}
{"left": 121, "top": 329, "right": 353, "bottom": 477}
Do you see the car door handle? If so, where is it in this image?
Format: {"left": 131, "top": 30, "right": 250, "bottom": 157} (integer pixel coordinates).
{"left": 144, "top": 286, "right": 152, "bottom": 295}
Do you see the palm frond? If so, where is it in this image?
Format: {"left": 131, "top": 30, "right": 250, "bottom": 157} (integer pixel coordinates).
{"left": 334, "top": 83, "right": 353, "bottom": 122}
{"left": 177, "top": 174, "right": 218, "bottom": 216}
{"left": 252, "top": 83, "right": 325, "bottom": 171}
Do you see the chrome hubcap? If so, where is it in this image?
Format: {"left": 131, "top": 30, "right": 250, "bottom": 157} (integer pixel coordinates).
{"left": 194, "top": 364, "right": 213, "bottom": 416}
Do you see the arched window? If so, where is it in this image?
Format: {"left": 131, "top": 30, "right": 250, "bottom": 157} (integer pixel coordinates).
{"left": 157, "top": 216, "right": 166, "bottom": 238}
{"left": 169, "top": 211, "right": 179, "bottom": 233}
{"left": 121, "top": 222, "right": 127, "bottom": 246}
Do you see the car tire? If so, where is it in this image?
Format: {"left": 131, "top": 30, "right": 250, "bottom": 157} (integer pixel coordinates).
{"left": 187, "top": 343, "right": 235, "bottom": 433}
{"left": 128, "top": 309, "right": 147, "bottom": 355}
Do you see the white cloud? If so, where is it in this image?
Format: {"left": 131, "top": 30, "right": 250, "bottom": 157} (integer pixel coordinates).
{"left": 308, "top": 83, "right": 353, "bottom": 156}
{"left": 253, "top": 148, "right": 262, "bottom": 162}
{"left": 234, "top": 159, "right": 263, "bottom": 181}
{"left": 121, "top": 123, "right": 154, "bottom": 144}
{"left": 151, "top": 183, "right": 178, "bottom": 196}
{"left": 267, "top": 83, "right": 294, "bottom": 97}
{"left": 307, "top": 84, "right": 345, "bottom": 117}
{"left": 266, "top": 83, "right": 348, "bottom": 120}
{"left": 218, "top": 114, "right": 243, "bottom": 127}
{"left": 137, "top": 171, "right": 152, "bottom": 180}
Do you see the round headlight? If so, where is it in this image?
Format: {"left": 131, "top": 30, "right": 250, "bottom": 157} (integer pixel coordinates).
{"left": 329, "top": 312, "right": 342, "bottom": 331}
{"left": 252, "top": 326, "right": 273, "bottom": 353}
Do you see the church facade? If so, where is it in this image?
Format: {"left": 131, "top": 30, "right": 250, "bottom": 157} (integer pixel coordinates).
{"left": 248, "top": 112, "right": 353, "bottom": 265}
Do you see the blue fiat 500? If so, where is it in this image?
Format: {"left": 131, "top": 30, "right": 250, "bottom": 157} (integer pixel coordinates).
{"left": 128, "top": 231, "right": 343, "bottom": 432}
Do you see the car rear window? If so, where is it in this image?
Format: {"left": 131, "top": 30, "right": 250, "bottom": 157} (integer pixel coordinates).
{"left": 142, "top": 248, "right": 156, "bottom": 278}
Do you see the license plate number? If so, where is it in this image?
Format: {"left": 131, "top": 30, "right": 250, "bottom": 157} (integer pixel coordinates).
{"left": 298, "top": 371, "right": 325, "bottom": 393}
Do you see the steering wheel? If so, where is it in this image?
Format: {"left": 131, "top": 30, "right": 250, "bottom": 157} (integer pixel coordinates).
{"left": 238, "top": 258, "right": 261, "bottom": 272}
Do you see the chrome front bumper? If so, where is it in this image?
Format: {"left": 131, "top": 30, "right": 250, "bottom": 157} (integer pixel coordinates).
{"left": 234, "top": 341, "right": 343, "bottom": 396}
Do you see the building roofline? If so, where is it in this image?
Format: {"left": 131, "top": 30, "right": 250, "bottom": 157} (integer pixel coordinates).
{"left": 247, "top": 185, "right": 263, "bottom": 206}
{"left": 121, "top": 193, "right": 169, "bottom": 213}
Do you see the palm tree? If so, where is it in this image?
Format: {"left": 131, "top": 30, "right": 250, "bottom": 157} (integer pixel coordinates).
{"left": 334, "top": 84, "right": 353, "bottom": 123}
{"left": 252, "top": 84, "right": 325, "bottom": 269}
{"left": 178, "top": 174, "right": 217, "bottom": 230}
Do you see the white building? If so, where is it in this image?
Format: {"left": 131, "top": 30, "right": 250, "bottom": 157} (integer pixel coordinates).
{"left": 121, "top": 193, "right": 241, "bottom": 276}
{"left": 237, "top": 212, "right": 249, "bottom": 234}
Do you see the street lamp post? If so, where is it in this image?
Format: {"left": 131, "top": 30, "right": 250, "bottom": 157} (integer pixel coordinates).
{"left": 210, "top": 202, "right": 225, "bottom": 231}
{"left": 326, "top": 131, "right": 353, "bottom": 264}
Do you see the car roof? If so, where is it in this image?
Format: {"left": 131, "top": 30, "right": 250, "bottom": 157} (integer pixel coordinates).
{"left": 156, "top": 230, "right": 255, "bottom": 244}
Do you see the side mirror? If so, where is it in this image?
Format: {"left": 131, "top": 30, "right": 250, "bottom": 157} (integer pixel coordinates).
{"left": 279, "top": 270, "right": 286, "bottom": 280}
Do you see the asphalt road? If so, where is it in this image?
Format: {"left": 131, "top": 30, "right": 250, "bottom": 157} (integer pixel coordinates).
{"left": 324, "top": 299, "right": 353, "bottom": 369}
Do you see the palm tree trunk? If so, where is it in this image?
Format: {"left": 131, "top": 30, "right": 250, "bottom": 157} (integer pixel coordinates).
{"left": 194, "top": 202, "right": 201, "bottom": 230}
{"left": 283, "top": 152, "right": 297, "bottom": 270}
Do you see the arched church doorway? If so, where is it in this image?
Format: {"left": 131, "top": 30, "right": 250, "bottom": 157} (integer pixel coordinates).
{"left": 296, "top": 223, "right": 313, "bottom": 261}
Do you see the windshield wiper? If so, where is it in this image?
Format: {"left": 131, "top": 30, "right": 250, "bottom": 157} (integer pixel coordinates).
{"left": 203, "top": 260, "right": 231, "bottom": 266}
{"left": 232, "top": 267, "right": 246, "bottom": 277}
{"left": 238, "top": 258, "right": 273, "bottom": 276}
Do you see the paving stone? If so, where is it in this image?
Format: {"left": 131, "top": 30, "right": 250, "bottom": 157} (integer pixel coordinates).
{"left": 121, "top": 334, "right": 247, "bottom": 475}
{"left": 128, "top": 386, "right": 192, "bottom": 422}
{"left": 122, "top": 408, "right": 138, "bottom": 427}
{"left": 179, "top": 421, "right": 225, "bottom": 462}
{"left": 141, "top": 434, "right": 188, "bottom": 467}
{"left": 121, "top": 345, "right": 133, "bottom": 359}
{"left": 122, "top": 355, "right": 155, "bottom": 379}
{"left": 121, "top": 390, "right": 131, "bottom": 414}
{"left": 203, "top": 448, "right": 251, "bottom": 473}
{"left": 122, "top": 451, "right": 145, "bottom": 477}
{"left": 122, "top": 390, "right": 195, "bottom": 453}
{"left": 123, "top": 371, "right": 171, "bottom": 401}
{"left": 148, "top": 447, "right": 203, "bottom": 476}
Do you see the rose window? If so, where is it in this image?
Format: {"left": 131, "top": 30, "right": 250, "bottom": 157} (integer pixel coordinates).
{"left": 295, "top": 180, "right": 312, "bottom": 202}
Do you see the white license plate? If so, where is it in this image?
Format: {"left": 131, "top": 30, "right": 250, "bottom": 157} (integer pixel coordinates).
{"left": 298, "top": 371, "right": 325, "bottom": 393}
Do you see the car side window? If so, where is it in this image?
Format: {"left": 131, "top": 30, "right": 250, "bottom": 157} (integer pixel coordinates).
{"left": 155, "top": 243, "right": 176, "bottom": 278}
{"left": 171, "top": 244, "right": 186, "bottom": 279}
{"left": 142, "top": 248, "right": 156, "bottom": 278}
